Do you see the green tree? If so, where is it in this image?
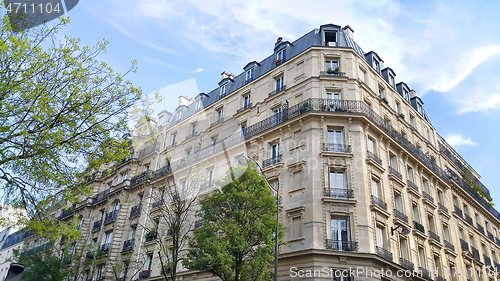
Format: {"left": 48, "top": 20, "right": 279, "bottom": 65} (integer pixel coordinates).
{"left": 184, "top": 164, "right": 284, "bottom": 281}
{"left": 0, "top": 14, "right": 142, "bottom": 231}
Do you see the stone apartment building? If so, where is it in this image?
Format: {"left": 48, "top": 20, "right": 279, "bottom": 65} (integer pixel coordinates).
{"left": 20, "top": 23, "right": 500, "bottom": 281}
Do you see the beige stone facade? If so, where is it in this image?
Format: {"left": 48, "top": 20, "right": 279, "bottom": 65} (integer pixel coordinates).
{"left": 23, "top": 24, "right": 500, "bottom": 281}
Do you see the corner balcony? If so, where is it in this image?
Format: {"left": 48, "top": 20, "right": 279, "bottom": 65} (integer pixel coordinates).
{"left": 262, "top": 154, "right": 282, "bottom": 168}
{"left": 376, "top": 246, "right": 393, "bottom": 262}
{"left": 325, "top": 239, "right": 358, "bottom": 251}
{"left": 400, "top": 257, "right": 414, "bottom": 271}
{"left": 366, "top": 150, "right": 383, "bottom": 166}
{"left": 324, "top": 188, "right": 354, "bottom": 199}
{"left": 130, "top": 204, "right": 141, "bottom": 218}
{"left": 92, "top": 219, "right": 102, "bottom": 232}
{"left": 104, "top": 209, "right": 118, "bottom": 225}
{"left": 268, "top": 85, "right": 286, "bottom": 98}
{"left": 322, "top": 143, "right": 351, "bottom": 153}
{"left": 394, "top": 209, "right": 409, "bottom": 224}
{"left": 122, "top": 238, "right": 134, "bottom": 253}
{"left": 320, "top": 70, "right": 346, "bottom": 77}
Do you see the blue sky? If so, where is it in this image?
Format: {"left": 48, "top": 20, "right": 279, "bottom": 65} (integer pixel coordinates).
{"left": 59, "top": 0, "right": 500, "bottom": 203}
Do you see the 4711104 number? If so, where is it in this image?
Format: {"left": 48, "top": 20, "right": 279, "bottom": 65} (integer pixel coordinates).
{"left": 5, "top": 2, "right": 62, "bottom": 14}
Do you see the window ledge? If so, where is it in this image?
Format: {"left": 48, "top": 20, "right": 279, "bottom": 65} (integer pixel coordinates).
{"left": 287, "top": 237, "right": 305, "bottom": 244}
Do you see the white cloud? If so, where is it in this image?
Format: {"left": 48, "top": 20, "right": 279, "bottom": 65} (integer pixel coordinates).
{"left": 193, "top": 68, "right": 204, "bottom": 73}
{"left": 445, "top": 134, "right": 477, "bottom": 147}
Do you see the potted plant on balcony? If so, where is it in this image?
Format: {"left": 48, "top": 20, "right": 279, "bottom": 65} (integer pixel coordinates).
{"left": 327, "top": 67, "right": 334, "bottom": 74}
{"left": 275, "top": 59, "right": 281, "bottom": 64}
{"left": 299, "top": 102, "right": 311, "bottom": 113}
{"left": 333, "top": 66, "right": 340, "bottom": 74}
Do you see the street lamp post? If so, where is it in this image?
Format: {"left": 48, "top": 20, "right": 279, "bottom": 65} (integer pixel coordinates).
{"left": 237, "top": 155, "right": 279, "bottom": 281}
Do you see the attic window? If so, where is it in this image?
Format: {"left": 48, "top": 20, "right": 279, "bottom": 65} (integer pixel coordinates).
{"left": 373, "top": 59, "right": 380, "bottom": 73}
{"left": 176, "top": 110, "right": 182, "bottom": 121}
{"left": 325, "top": 31, "right": 337, "bottom": 46}
{"left": 276, "top": 49, "right": 286, "bottom": 63}
{"left": 389, "top": 74, "right": 395, "bottom": 88}
{"left": 220, "top": 84, "right": 227, "bottom": 98}
{"left": 195, "top": 100, "right": 201, "bottom": 111}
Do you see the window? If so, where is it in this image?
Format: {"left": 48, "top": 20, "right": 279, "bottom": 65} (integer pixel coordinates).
{"left": 121, "top": 173, "right": 128, "bottom": 182}
{"left": 418, "top": 247, "right": 426, "bottom": 269}
{"left": 241, "top": 123, "right": 247, "bottom": 137}
{"left": 379, "top": 87, "right": 385, "bottom": 98}
{"left": 176, "top": 110, "right": 182, "bottom": 121}
{"left": 211, "top": 137, "right": 217, "bottom": 146}
{"left": 389, "top": 74, "right": 395, "bottom": 87}
{"left": 130, "top": 226, "right": 137, "bottom": 239}
{"left": 104, "top": 231, "right": 113, "bottom": 246}
{"left": 368, "top": 137, "right": 376, "bottom": 154}
{"left": 422, "top": 178, "right": 430, "bottom": 194}
{"left": 191, "top": 123, "right": 197, "bottom": 136}
{"left": 413, "top": 204, "right": 420, "bottom": 223}
{"left": 371, "top": 179, "right": 381, "bottom": 198}
{"left": 389, "top": 154, "right": 398, "bottom": 171}
{"left": 195, "top": 99, "right": 201, "bottom": 111}
{"left": 328, "top": 129, "right": 343, "bottom": 145}
{"left": 271, "top": 143, "right": 280, "bottom": 160}
{"left": 111, "top": 201, "right": 120, "bottom": 213}
{"left": 395, "top": 100, "right": 400, "bottom": 115}
{"left": 292, "top": 217, "right": 302, "bottom": 238}
{"left": 394, "top": 193, "right": 403, "bottom": 212}
{"left": 358, "top": 67, "right": 366, "bottom": 83}
{"left": 376, "top": 226, "right": 386, "bottom": 249}
{"left": 325, "top": 59, "right": 339, "bottom": 71}
{"left": 407, "top": 166, "right": 414, "bottom": 183}
{"left": 331, "top": 217, "right": 350, "bottom": 250}
{"left": 325, "top": 31, "right": 337, "bottom": 46}
{"left": 147, "top": 254, "right": 153, "bottom": 271}
{"left": 186, "top": 149, "right": 191, "bottom": 158}
{"left": 475, "top": 213, "right": 481, "bottom": 225}
{"left": 245, "top": 68, "right": 254, "bottom": 81}
{"left": 403, "top": 89, "right": 409, "bottom": 100}
{"left": 373, "top": 59, "right": 380, "bottom": 73}
{"left": 171, "top": 133, "right": 176, "bottom": 146}
{"left": 275, "top": 76, "right": 284, "bottom": 92}
{"left": 428, "top": 215, "right": 435, "bottom": 232}
{"left": 207, "top": 170, "right": 213, "bottom": 184}
{"left": 220, "top": 84, "right": 227, "bottom": 98}
{"left": 217, "top": 108, "right": 223, "bottom": 122}
{"left": 410, "top": 115, "right": 417, "bottom": 129}
{"left": 276, "top": 48, "right": 286, "bottom": 61}
{"left": 326, "top": 92, "right": 341, "bottom": 101}
{"left": 243, "top": 94, "right": 251, "bottom": 108}
{"left": 329, "top": 170, "right": 345, "bottom": 190}
{"left": 443, "top": 225, "right": 451, "bottom": 242}
{"left": 433, "top": 256, "right": 442, "bottom": 276}
{"left": 424, "top": 127, "right": 429, "bottom": 140}
{"left": 400, "top": 237, "right": 409, "bottom": 259}
{"left": 333, "top": 271, "right": 353, "bottom": 281}
{"left": 273, "top": 107, "right": 282, "bottom": 124}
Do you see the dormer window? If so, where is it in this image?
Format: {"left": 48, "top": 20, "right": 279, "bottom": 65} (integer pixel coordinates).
{"left": 403, "top": 89, "right": 409, "bottom": 101}
{"left": 417, "top": 103, "right": 423, "bottom": 115}
{"left": 195, "top": 100, "right": 201, "bottom": 111}
{"left": 325, "top": 31, "right": 337, "bottom": 46}
{"left": 245, "top": 68, "right": 254, "bottom": 83}
{"left": 373, "top": 59, "right": 380, "bottom": 73}
{"left": 176, "top": 110, "right": 182, "bottom": 121}
{"left": 276, "top": 49, "right": 286, "bottom": 63}
{"left": 220, "top": 84, "right": 227, "bottom": 98}
{"left": 389, "top": 75, "right": 395, "bottom": 88}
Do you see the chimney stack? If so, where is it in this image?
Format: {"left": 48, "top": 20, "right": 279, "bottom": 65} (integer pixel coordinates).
{"left": 178, "top": 96, "right": 194, "bottom": 107}
{"left": 342, "top": 25, "right": 354, "bottom": 39}
{"left": 409, "top": 90, "right": 416, "bottom": 98}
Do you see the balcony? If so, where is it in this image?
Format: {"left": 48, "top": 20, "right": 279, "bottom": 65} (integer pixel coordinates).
{"left": 487, "top": 230, "right": 495, "bottom": 241}
{"left": 483, "top": 254, "right": 491, "bottom": 266}
{"left": 92, "top": 188, "right": 111, "bottom": 205}
{"left": 367, "top": 150, "right": 382, "bottom": 166}
{"left": 324, "top": 188, "right": 354, "bottom": 199}
{"left": 407, "top": 180, "right": 419, "bottom": 193}
{"left": 400, "top": 257, "right": 414, "bottom": 271}
{"left": 423, "top": 191, "right": 434, "bottom": 204}
{"left": 438, "top": 203, "right": 448, "bottom": 214}
{"left": 237, "top": 103, "right": 252, "bottom": 113}
{"left": 122, "top": 238, "right": 134, "bottom": 253}
{"left": 85, "top": 251, "right": 94, "bottom": 259}
{"left": 268, "top": 85, "right": 286, "bottom": 97}
{"left": 139, "top": 270, "right": 151, "bottom": 279}
{"left": 414, "top": 221, "right": 425, "bottom": 234}
{"left": 152, "top": 199, "right": 164, "bottom": 209}
{"left": 428, "top": 230, "right": 441, "bottom": 243}
{"left": 419, "top": 267, "right": 431, "bottom": 279}
{"left": 275, "top": 57, "right": 286, "bottom": 66}
{"left": 494, "top": 261, "right": 500, "bottom": 272}
{"left": 211, "top": 117, "right": 225, "bottom": 128}
{"left": 376, "top": 246, "right": 393, "bottom": 261}
{"left": 185, "top": 131, "right": 198, "bottom": 140}
{"left": 325, "top": 240, "right": 358, "bottom": 251}
{"left": 460, "top": 238, "right": 469, "bottom": 252}
{"left": 92, "top": 220, "right": 102, "bottom": 232}
{"left": 130, "top": 204, "right": 141, "bottom": 218}
{"left": 262, "top": 154, "right": 282, "bottom": 168}
{"left": 471, "top": 246, "right": 480, "bottom": 260}
{"left": 444, "top": 240, "right": 455, "bottom": 252}
{"left": 389, "top": 166, "right": 403, "bottom": 181}
{"left": 435, "top": 276, "right": 447, "bottom": 281}
{"left": 476, "top": 223, "right": 485, "bottom": 235}
{"left": 454, "top": 205, "right": 463, "bottom": 217}
{"left": 464, "top": 213, "right": 473, "bottom": 225}
{"left": 496, "top": 237, "right": 500, "bottom": 247}
{"left": 394, "top": 209, "right": 408, "bottom": 224}
{"left": 320, "top": 70, "right": 346, "bottom": 77}
{"left": 244, "top": 77, "right": 253, "bottom": 85}
{"left": 145, "top": 232, "right": 157, "bottom": 243}
{"left": 322, "top": 143, "right": 351, "bottom": 153}
{"left": 58, "top": 208, "right": 74, "bottom": 221}
{"left": 96, "top": 243, "right": 110, "bottom": 257}
{"left": 194, "top": 219, "right": 204, "bottom": 229}
{"left": 104, "top": 209, "right": 118, "bottom": 225}
{"left": 371, "top": 195, "right": 387, "bottom": 211}
{"left": 130, "top": 170, "right": 152, "bottom": 187}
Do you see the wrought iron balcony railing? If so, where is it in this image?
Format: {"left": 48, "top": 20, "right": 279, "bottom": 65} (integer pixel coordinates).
{"left": 429, "top": 230, "right": 440, "bottom": 243}
{"left": 104, "top": 209, "right": 118, "bottom": 225}
{"left": 210, "top": 117, "right": 224, "bottom": 128}
{"left": 325, "top": 239, "right": 358, "bottom": 251}
{"left": 130, "top": 170, "right": 152, "bottom": 187}
{"left": 408, "top": 180, "right": 419, "bottom": 193}
{"left": 152, "top": 199, "right": 164, "bottom": 209}
{"left": 130, "top": 204, "right": 141, "bottom": 218}
{"left": 423, "top": 191, "right": 434, "bottom": 204}
{"left": 145, "top": 232, "right": 157, "bottom": 243}
{"left": 96, "top": 243, "right": 110, "bottom": 257}
{"left": 394, "top": 209, "right": 408, "bottom": 224}
{"left": 465, "top": 213, "right": 473, "bottom": 225}
{"left": 460, "top": 238, "right": 469, "bottom": 252}
{"left": 324, "top": 188, "right": 354, "bottom": 199}
{"left": 494, "top": 261, "right": 500, "bottom": 272}
{"left": 92, "top": 188, "right": 111, "bottom": 205}
{"left": 138, "top": 271, "right": 151, "bottom": 279}
{"left": 367, "top": 150, "right": 382, "bottom": 165}
{"left": 444, "top": 240, "right": 455, "bottom": 252}
{"left": 438, "top": 203, "right": 448, "bottom": 214}
{"left": 484, "top": 254, "right": 491, "bottom": 266}
{"left": 400, "top": 257, "right": 414, "bottom": 271}
{"left": 496, "top": 237, "right": 500, "bottom": 247}
{"left": 376, "top": 246, "right": 393, "bottom": 261}
{"left": 371, "top": 195, "right": 387, "bottom": 211}
{"left": 85, "top": 251, "right": 94, "bottom": 259}
{"left": 237, "top": 103, "right": 252, "bottom": 113}
{"left": 122, "top": 238, "right": 134, "bottom": 253}
{"left": 262, "top": 154, "right": 282, "bottom": 168}
{"left": 92, "top": 220, "right": 102, "bottom": 232}
{"left": 477, "top": 223, "right": 485, "bottom": 235}
{"left": 487, "top": 230, "right": 495, "bottom": 241}
{"left": 471, "top": 246, "right": 480, "bottom": 260}
{"left": 419, "top": 267, "right": 431, "bottom": 279}
{"left": 320, "top": 71, "right": 346, "bottom": 77}
{"left": 435, "top": 276, "right": 447, "bottom": 281}
{"left": 322, "top": 143, "right": 352, "bottom": 153}
{"left": 268, "top": 85, "right": 286, "bottom": 97}
{"left": 454, "top": 205, "right": 463, "bottom": 217}
{"left": 389, "top": 166, "right": 402, "bottom": 180}
{"left": 414, "top": 221, "right": 425, "bottom": 233}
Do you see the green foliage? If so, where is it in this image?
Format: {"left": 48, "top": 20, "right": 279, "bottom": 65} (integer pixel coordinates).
{"left": 15, "top": 250, "right": 66, "bottom": 281}
{"left": 184, "top": 164, "right": 284, "bottom": 281}
{"left": 0, "top": 14, "right": 142, "bottom": 233}
{"left": 464, "top": 171, "right": 494, "bottom": 206}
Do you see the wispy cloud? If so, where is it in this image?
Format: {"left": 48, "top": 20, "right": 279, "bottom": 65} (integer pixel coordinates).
{"left": 193, "top": 68, "right": 204, "bottom": 73}
{"left": 445, "top": 134, "right": 477, "bottom": 147}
